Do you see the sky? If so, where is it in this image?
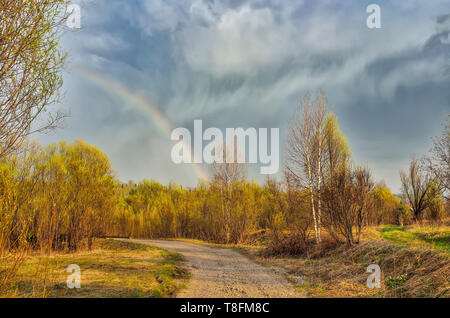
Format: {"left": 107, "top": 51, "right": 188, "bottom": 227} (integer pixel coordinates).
{"left": 36, "top": 0, "right": 450, "bottom": 193}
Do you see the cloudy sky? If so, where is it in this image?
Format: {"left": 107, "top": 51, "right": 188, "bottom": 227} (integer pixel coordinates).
{"left": 37, "top": 0, "right": 450, "bottom": 192}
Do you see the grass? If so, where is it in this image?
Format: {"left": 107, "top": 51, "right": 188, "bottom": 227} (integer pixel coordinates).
{"left": 169, "top": 237, "right": 263, "bottom": 249}
{"left": 3, "top": 225, "right": 448, "bottom": 298}
{"left": 2, "top": 239, "right": 189, "bottom": 298}
{"left": 239, "top": 224, "right": 450, "bottom": 298}
{"left": 379, "top": 224, "right": 450, "bottom": 253}
{"left": 168, "top": 230, "right": 270, "bottom": 249}
{"left": 136, "top": 225, "right": 450, "bottom": 298}
{"left": 248, "top": 238, "right": 449, "bottom": 298}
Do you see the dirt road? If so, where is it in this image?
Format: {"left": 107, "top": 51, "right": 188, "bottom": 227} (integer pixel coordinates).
{"left": 130, "top": 239, "right": 303, "bottom": 298}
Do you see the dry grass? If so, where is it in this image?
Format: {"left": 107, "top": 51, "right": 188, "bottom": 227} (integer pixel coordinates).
{"left": 0, "top": 239, "right": 189, "bottom": 298}
{"left": 249, "top": 240, "right": 449, "bottom": 297}
{"left": 245, "top": 225, "right": 450, "bottom": 298}
{"left": 169, "top": 237, "right": 264, "bottom": 250}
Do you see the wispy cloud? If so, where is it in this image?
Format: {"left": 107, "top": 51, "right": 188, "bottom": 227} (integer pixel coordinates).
{"left": 38, "top": 0, "right": 450, "bottom": 190}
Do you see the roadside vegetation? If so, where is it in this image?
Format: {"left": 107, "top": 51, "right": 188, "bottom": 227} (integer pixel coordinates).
{"left": 251, "top": 234, "right": 449, "bottom": 298}
{"left": 184, "top": 223, "right": 449, "bottom": 298}
{"left": 1, "top": 239, "right": 189, "bottom": 298}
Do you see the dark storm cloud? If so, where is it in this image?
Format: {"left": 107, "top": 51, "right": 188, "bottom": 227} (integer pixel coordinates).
{"left": 37, "top": 0, "right": 450, "bottom": 190}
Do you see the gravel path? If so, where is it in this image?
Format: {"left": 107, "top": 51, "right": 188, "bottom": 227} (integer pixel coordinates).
{"left": 129, "top": 239, "right": 304, "bottom": 298}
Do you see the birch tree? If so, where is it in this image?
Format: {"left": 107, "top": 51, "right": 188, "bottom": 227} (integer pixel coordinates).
{"left": 312, "top": 91, "right": 328, "bottom": 242}
{"left": 211, "top": 138, "right": 247, "bottom": 243}
{"left": 286, "top": 92, "right": 327, "bottom": 244}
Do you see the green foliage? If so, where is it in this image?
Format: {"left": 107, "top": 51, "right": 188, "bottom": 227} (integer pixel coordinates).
{"left": 426, "top": 182, "right": 445, "bottom": 222}
{"left": 99, "top": 239, "right": 151, "bottom": 251}
{"left": 0, "top": 0, "right": 69, "bottom": 157}
{"left": 380, "top": 225, "right": 450, "bottom": 253}
{"left": 386, "top": 274, "right": 408, "bottom": 288}
{"left": 386, "top": 273, "right": 409, "bottom": 298}
{"left": 380, "top": 225, "right": 406, "bottom": 233}
{"left": 413, "top": 229, "right": 450, "bottom": 253}
{"left": 395, "top": 202, "right": 409, "bottom": 219}
{"left": 371, "top": 187, "right": 403, "bottom": 225}
{"left": 324, "top": 112, "right": 352, "bottom": 163}
{"left": 0, "top": 139, "right": 125, "bottom": 254}
{"left": 1, "top": 136, "right": 445, "bottom": 255}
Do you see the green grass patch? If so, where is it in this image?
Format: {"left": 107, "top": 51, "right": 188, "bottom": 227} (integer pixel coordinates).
{"left": 380, "top": 225, "right": 406, "bottom": 233}
{"left": 379, "top": 225, "right": 450, "bottom": 253}
{"left": 413, "top": 230, "right": 450, "bottom": 253}
{"left": 98, "top": 239, "right": 152, "bottom": 251}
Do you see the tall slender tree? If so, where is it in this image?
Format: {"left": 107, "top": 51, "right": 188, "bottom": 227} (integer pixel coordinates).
{"left": 0, "top": 0, "right": 69, "bottom": 158}
{"left": 286, "top": 91, "right": 327, "bottom": 244}
{"left": 428, "top": 116, "right": 450, "bottom": 200}
{"left": 400, "top": 157, "right": 433, "bottom": 221}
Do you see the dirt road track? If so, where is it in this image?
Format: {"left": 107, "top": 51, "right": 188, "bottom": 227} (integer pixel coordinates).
{"left": 129, "top": 239, "right": 303, "bottom": 298}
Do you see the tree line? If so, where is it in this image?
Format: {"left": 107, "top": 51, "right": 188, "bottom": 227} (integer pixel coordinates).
{"left": 1, "top": 98, "right": 447, "bottom": 255}
{"left": 1, "top": 1, "right": 448, "bottom": 255}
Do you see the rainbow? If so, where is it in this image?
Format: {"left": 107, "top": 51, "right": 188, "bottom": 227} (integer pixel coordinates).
{"left": 70, "top": 65, "right": 209, "bottom": 182}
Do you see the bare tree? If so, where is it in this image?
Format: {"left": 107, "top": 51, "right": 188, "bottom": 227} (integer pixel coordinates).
{"left": 285, "top": 92, "right": 327, "bottom": 244}
{"left": 400, "top": 157, "right": 433, "bottom": 221}
{"left": 427, "top": 116, "right": 450, "bottom": 200}
{"left": 313, "top": 91, "right": 327, "bottom": 243}
{"left": 0, "top": 0, "right": 69, "bottom": 158}
{"left": 210, "top": 137, "right": 247, "bottom": 243}
{"left": 321, "top": 164, "right": 373, "bottom": 245}
{"left": 354, "top": 166, "right": 374, "bottom": 242}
